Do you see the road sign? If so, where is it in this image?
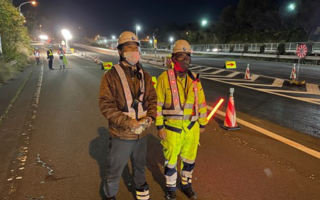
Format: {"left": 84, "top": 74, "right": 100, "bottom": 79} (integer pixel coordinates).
{"left": 103, "top": 62, "right": 113, "bottom": 70}
{"left": 296, "top": 44, "right": 307, "bottom": 58}
{"left": 225, "top": 61, "right": 237, "bottom": 69}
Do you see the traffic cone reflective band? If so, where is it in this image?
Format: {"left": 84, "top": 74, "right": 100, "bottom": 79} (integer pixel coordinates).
{"left": 220, "top": 88, "right": 240, "bottom": 131}
{"left": 290, "top": 66, "right": 296, "bottom": 79}
{"left": 244, "top": 64, "right": 251, "bottom": 80}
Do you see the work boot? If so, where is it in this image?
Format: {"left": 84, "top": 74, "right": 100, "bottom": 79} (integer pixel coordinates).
{"left": 181, "top": 187, "right": 197, "bottom": 200}
{"left": 105, "top": 196, "right": 116, "bottom": 200}
{"left": 165, "top": 191, "right": 176, "bottom": 200}
{"left": 136, "top": 183, "right": 150, "bottom": 200}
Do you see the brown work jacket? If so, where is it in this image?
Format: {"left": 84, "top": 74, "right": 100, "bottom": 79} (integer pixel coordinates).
{"left": 99, "top": 63, "right": 157, "bottom": 140}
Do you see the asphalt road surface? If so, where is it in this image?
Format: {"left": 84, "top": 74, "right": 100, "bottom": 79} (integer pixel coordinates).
{"left": 0, "top": 45, "right": 320, "bottom": 200}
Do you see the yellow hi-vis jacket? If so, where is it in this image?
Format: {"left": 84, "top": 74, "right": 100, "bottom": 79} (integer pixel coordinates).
{"left": 156, "top": 69, "right": 208, "bottom": 132}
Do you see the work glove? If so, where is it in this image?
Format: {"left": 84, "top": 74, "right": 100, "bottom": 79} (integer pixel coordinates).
{"left": 138, "top": 117, "right": 152, "bottom": 129}
{"left": 133, "top": 126, "right": 145, "bottom": 135}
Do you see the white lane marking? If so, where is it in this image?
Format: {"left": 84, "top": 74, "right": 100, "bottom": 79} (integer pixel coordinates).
{"left": 189, "top": 65, "right": 203, "bottom": 70}
{"left": 201, "top": 77, "right": 253, "bottom": 82}
{"left": 226, "top": 72, "right": 240, "bottom": 78}
{"left": 299, "top": 98, "right": 320, "bottom": 102}
{"left": 207, "top": 105, "right": 320, "bottom": 160}
{"left": 198, "top": 67, "right": 212, "bottom": 72}
{"left": 272, "top": 78, "right": 284, "bottom": 87}
{"left": 202, "top": 77, "right": 320, "bottom": 105}
{"left": 210, "top": 69, "right": 225, "bottom": 74}
{"left": 250, "top": 74, "right": 260, "bottom": 81}
{"left": 260, "top": 89, "right": 320, "bottom": 95}
{"left": 237, "top": 82, "right": 282, "bottom": 87}
{"left": 306, "top": 83, "right": 320, "bottom": 95}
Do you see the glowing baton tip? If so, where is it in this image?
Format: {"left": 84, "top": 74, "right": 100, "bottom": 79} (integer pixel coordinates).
{"left": 207, "top": 98, "right": 224, "bottom": 121}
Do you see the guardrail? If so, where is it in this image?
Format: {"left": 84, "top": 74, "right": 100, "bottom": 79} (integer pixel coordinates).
{"left": 75, "top": 43, "right": 320, "bottom": 62}
{"left": 187, "top": 42, "right": 320, "bottom": 54}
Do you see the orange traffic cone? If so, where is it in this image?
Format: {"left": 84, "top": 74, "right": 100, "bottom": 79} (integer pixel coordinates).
{"left": 290, "top": 64, "right": 297, "bottom": 79}
{"left": 244, "top": 64, "right": 251, "bottom": 80}
{"left": 220, "top": 88, "right": 241, "bottom": 130}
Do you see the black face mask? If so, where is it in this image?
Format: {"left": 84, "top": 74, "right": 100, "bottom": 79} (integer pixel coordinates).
{"left": 172, "top": 54, "right": 191, "bottom": 77}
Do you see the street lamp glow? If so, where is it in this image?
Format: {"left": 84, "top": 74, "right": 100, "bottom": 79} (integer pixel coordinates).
{"left": 61, "top": 29, "right": 72, "bottom": 53}
{"left": 112, "top": 35, "right": 116, "bottom": 40}
{"left": 149, "top": 39, "right": 152, "bottom": 44}
{"left": 61, "top": 29, "right": 72, "bottom": 40}
{"left": 39, "top": 35, "right": 48, "bottom": 40}
{"left": 201, "top": 19, "right": 208, "bottom": 26}
{"left": 288, "top": 3, "right": 296, "bottom": 11}
{"left": 136, "top": 25, "right": 141, "bottom": 38}
{"left": 169, "top": 37, "right": 174, "bottom": 42}
{"left": 31, "top": 1, "right": 36, "bottom": 5}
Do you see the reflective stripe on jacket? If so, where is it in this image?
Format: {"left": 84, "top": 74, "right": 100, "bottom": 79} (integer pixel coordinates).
{"left": 156, "top": 69, "right": 208, "bottom": 132}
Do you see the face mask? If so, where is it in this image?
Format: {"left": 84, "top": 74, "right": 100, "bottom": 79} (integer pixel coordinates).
{"left": 123, "top": 51, "right": 140, "bottom": 66}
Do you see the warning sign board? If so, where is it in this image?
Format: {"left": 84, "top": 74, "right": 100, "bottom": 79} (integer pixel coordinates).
{"left": 296, "top": 44, "right": 307, "bottom": 58}
{"left": 103, "top": 62, "right": 113, "bottom": 70}
{"left": 225, "top": 61, "right": 236, "bottom": 69}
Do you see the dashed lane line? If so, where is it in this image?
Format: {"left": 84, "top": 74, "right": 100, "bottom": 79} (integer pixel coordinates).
{"left": 226, "top": 72, "right": 240, "bottom": 78}
{"left": 272, "top": 78, "right": 285, "bottom": 87}
{"left": 203, "top": 77, "right": 320, "bottom": 106}
{"left": 210, "top": 69, "right": 225, "bottom": 74}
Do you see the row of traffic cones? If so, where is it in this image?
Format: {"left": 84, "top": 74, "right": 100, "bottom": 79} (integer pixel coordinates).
{"left": 219, "top": 62, "right": 304, "bottom": 131}
{"left": 242, "top": 64, "right": 304, "bottom": 83}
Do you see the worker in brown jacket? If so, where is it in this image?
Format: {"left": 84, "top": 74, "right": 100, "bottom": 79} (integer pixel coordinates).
{"left": 99, "top": 31, "right": 157, "bottom": 200}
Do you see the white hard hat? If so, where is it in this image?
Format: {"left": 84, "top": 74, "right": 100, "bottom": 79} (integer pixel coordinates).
{"left": 172, "top": 40, "right": 192, "bottom": 54}
{"left": 35, "top": 47, "right": 38, "bottom": 50}
{"left": 117, "top": 31, "right": 139, "bottom": 49}
{"left": 49, "top": 44, "right": 52, "bottom": 48}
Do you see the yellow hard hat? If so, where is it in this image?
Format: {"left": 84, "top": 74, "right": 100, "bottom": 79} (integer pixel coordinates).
{"left": 172, "top": 39, "right": 192, "bottom": 54}
{"left": 117, "top": 31, "right": 139, "bottom": 49}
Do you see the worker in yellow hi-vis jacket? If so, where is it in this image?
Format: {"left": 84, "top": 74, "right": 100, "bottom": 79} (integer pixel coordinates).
{"left": 156, "top": 39, "right": 208, "bottom": 200}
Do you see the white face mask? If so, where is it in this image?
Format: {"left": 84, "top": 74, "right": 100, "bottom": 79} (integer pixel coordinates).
{"left": 123, "top": 51, "right": 140, "bottom": 66}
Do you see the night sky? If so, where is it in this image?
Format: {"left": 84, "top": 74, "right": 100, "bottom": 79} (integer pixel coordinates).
{"left": 15, "top": 0, "right": 288, "bottom": 38}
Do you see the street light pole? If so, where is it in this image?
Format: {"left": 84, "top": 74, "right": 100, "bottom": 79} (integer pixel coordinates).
{"left": 19, "top": 1, "right": 36, "bottom": 15}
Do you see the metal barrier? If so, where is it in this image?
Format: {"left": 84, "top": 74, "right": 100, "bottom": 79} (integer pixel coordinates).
{"left": 75, "top": 43, "right": 320, "bottom": 61}
{"left": 312, "top": 43, "right": 320, "bottom": 54}
{"left": 185, "top": 42, "right": 320, "bottom": 54}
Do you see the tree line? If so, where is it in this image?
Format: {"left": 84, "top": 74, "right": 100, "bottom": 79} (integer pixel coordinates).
{"left": 153, "top": 0, "right": 320, "bottom": 45}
